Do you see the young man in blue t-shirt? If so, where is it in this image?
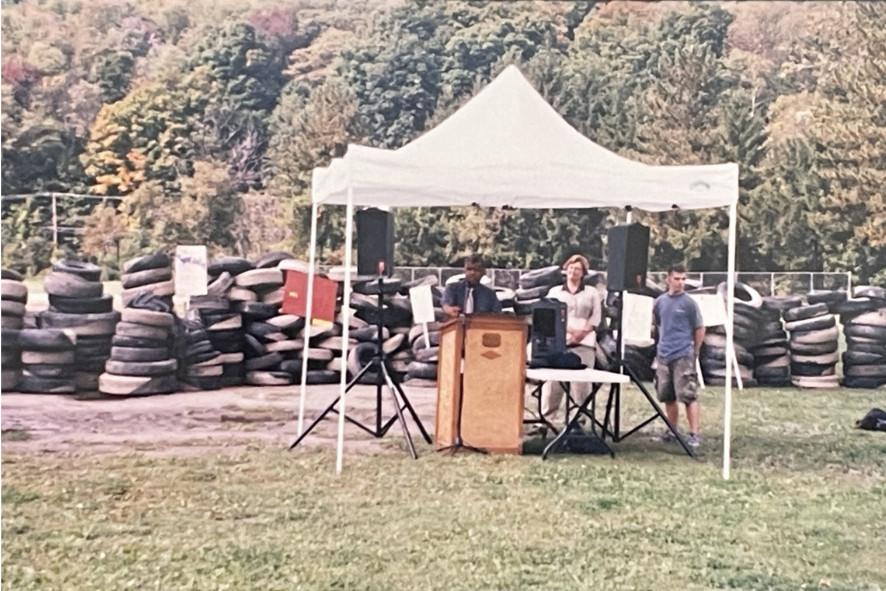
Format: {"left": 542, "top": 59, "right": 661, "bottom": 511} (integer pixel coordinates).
{"left": 652, "top": 264, "right": 705, "bottom": 447}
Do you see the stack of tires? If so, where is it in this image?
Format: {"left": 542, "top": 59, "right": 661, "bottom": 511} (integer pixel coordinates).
{"left": 99, "top": 297, "right": 178, "bottom": 397}
{"left": 404, "top": 321, "right": 441, "bottom": 387}
{"left": 190, "top": 294, "right": 246, "bottom": 388}
{"left": 785, "top": 300, "right": 841, "bottom": 389}
{"left": 751, "top": 296, "right": 797, "bottom": 387}
{"left": 18, "top": 328, "right": 77, "bottom": 393}
{"left": 177, "top": 319, "right": 224, "bottom": 391}
{"left": 41, "top": 261, "right": 119, "bottom": 391}
{"left": 1, "top": 269, "right": 28, "bottom": 390}
{"left": 200, "top": 256, "right": 256, "bottom": 387}
{"left": 514, "top": 265, "right": 562, "bottom": 315}
{"left": 344, "top": 277, "right": 412, "bottom": 385}
{"left": 120, "top": 254, "right": 174, "bottom": 308}
{"left": 839, "top": 286, "right": 886, "bottom": 388}
{"left": 232, "top": 254, "right": 303, "bottom": 387}
{"left": 699, "top": 283, "right": 761, "bottom": 387}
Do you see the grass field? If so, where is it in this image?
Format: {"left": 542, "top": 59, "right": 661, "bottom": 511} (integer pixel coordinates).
{"left": 3, "top": 385, "right": 885, "bottom": 591}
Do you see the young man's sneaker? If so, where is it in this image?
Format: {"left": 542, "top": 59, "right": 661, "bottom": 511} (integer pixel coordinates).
{"left": 687, "top": 433, "right": 701, "bottom": 448}
{"left": 656, "top": 431, "right": 679, "bottom": 443}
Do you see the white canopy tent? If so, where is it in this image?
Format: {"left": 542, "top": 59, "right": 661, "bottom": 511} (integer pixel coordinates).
{"left": 297, "top": 65, "right": 740, "bottom": 477}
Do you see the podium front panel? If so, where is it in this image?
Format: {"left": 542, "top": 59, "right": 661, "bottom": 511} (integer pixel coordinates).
{"left": 460, "top": 316, "right": 527, "bottom": 454}
{"left": 434, "top": 320, "right": 463, "bottom": 450}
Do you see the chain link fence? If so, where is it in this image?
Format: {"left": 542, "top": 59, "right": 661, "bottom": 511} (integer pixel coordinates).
{"left": 381, "top": 267, "right": 853, "bottom": 296}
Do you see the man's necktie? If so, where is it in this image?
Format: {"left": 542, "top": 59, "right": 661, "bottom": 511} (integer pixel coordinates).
{"left": 464, "top": 286, "right": 474, "bottom": 315}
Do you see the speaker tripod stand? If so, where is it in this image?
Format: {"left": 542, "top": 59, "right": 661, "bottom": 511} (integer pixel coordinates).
{"left": 288, "top": 278, "right": 432, "bottom": 458}
{"left": 600, "top": 291, "right": 697, "bottom": 459}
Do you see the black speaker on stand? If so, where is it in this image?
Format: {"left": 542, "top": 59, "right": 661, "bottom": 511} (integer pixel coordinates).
{"left": 356, "top": 208, "right": 394, "bottom": 277}
{"left": 601, "top": 222, "right": 696, "bottom": 459}
{"left": 606, "top": 223, "right": 649, "bottom": 292}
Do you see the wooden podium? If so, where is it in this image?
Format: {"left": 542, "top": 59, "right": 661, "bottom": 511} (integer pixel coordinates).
{"left": 436, "top": 315, "right": 528, "bottom": 454}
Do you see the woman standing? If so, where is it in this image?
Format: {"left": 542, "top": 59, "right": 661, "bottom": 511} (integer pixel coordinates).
{"left": 539, "top": 254, "right": 602, "bottom": 429}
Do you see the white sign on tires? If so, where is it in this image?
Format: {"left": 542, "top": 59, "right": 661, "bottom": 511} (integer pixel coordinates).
{"left": 174, "top": 245, "right": 208, "bottom": 297}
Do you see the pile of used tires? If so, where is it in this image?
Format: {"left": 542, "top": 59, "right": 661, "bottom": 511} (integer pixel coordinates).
{"left": 41, "top": 260, "right": 119, "bottom": 391}
{"left": 839, "top": 286, "right": 886, "bottom": 388}
{"left": 98, "top": 254, "right": 178, "bottom": 396}
{"left": 1, "top": 269, "right": 28, "bottom": 390}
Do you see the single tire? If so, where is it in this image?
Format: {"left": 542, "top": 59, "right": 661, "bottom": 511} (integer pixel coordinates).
{"left": 789, "top": 340, "right": 839, "bottom": 356}
{"left": 791, "top": 350, "right": 839, "bottom": 365}
{"left": 835, "top": 298, "right": 878, "bottom": 316}
{"left": 790, "top": 326, "right": 839, "bottom": 345}
{"left": 1, "top": 316, "right": 24, "bottom": 330}
{"left": 805, "top": 290, "right": 847, "bottom": 308}
{"left": 1, "top": 268, "right": 24, "bottom": 281}
{"left": 111, "top": 334, "right": 169, "bottom": 349}
{"left": 519, "top": 266, "right": 562, "bottom": 290}
{"left": 121, "top": 266, "right": 173, "bottom": 289}
{"left": 110, "top": 346, "right": 170, "bottom": 363}
{"left": 235, "top": 302, "right": 279, "bottom": 321}
{"left": 22, "top": 364, "right": 75, "bottom": 379}
{"left": 52, "top": 260, "right": 102, "bottom": 281}
{"left": 39, "top": 311, "right": 120, "bottom": 336}
{"left": 1, "top": 279, "right": 28, "bottom": 302}
{"left": 187, "top": 364, "right": 224, "bottom": 377}
{"left": 216, "top": 352, "right": 245, "bottom": 365}
{"left": 278, "top": 359, "right": 303, "bottom": 376}
{"left": 260, "top": 287, "right": 284, "bottom": 306}
{"left": 315, "top": 336, "right": 348, "bottom": 352}
{"left": 846, "top": 309, "right": 886, "bottom": 328}
{"left": 246, "top": 370, "right": 292, "bottom": 386}
{"left": 17, "top": 375, "right": 76, "bottom": 393}
{"left": 227, "top": 286, "right": 257, "bottom": 302}
{"left": 190, "top": 295, "right": 231, "bottom": 312}
{"left": 123, "top": 253, "right": 170, "bottom": 274}
{"left": 406, "top": 361, "right": 438, "bottom": 380}
{"left": 853, "top": 285, "right": 886, "bottom": 301}
{"left": 105, "top": 358, "right": 178, "bottom": 377}
{"left": 206, "top": 272, "right": 235, "bottom": 297}
{"left": 515, "top": 284, "right": 552, "bottom": 301}
{"left": 784, "top": 314, "right": 836, "bottom": 333}
{"left": 114, "top": 321, "right": 170, "bottom": 341}
{"left": 843, "top": 350, "right": 886, "bottom": 365}
{"left": 244, "top": 352, "right": 284, "bottom": 371}
{"left": 233, "top": 268, "right": 283, "bottom": 289}
{"left": 44, "top": 272, "right": 103, "bottom": 299}
{"left": 121, "top": 280, "right": 175, "bottom": 306}
{"left": 1, "top": 300, "right": 26, "bottom": 317}
{"left": 252, "top": 251, "right": 294, "bottom": 269}
{"left": 414, "top": 346, "right": 439, "bottom": 363}
{"left": 843, "top": 363, "right": 886, "bottom": 378}
{"left": 783, "top": 302, "right": 829, "bottom": 323}
{"left": 305, "top": 369, "right": 338, "bottom": 385}
{"left": 762, "top": 296, "right": 803, "bottom": 312}
{"left": 203, "top": 313, "right": 242, "bottom": 331}
{"left": 19, "top": 328, "right": 76, "bottom": 351}
{"left": 267, "top": 314, "right": 306, "bottom": 331}
{"left": 790, "top": 375, "right": 840, "bottom": 389}
{"left": 120, "top": 308, "right": 174, "bottom": 327}
{"left": 844, "top": 324, "right": 886, "bottom": 341}
{"left": 843, "top": 375, "right": 886, "bottom": 389}
{"left": 48, "top": 294, "right": 113, "bottom": 314}
{"left": 99, "top": 372, "right": 177, "bottom": 396}
{"left": 346, "top": 342, "right": 378, "bottom": 377}
{"left": 717, "top": 282, "right": 763, "bottom": 309}
{"left": 208, "top": 257, "right": 253, "bottom": 277}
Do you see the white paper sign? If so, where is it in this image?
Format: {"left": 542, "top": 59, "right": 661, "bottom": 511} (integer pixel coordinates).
{"left": 623, "top": 292, "right": 654, "bottom": 344}
{"left": 409, "top": 284, "right": 436, "bottom": 324}
{"left": 174, "top": 245, "right": 208, "bottom": 297}
{"left": 690, "top": 294, "right": 728, "bottom": 327}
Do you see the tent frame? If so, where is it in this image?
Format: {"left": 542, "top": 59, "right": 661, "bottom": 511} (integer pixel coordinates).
{"left": 291, "top": 67, "right": 738, "bottom": 478}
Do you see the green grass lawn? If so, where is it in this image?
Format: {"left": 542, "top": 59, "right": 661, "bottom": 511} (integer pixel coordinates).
{"left": 3, "top": 385, "right": 885, "bottom": 591}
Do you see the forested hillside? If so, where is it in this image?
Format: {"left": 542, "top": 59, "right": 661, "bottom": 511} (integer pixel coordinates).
{"left": 2, "top": 0, "right": 884, "bottom": 282}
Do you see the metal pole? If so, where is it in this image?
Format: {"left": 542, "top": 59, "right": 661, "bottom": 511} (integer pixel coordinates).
{"left": 51, "top": 193, "right": 58, "bottom": 248}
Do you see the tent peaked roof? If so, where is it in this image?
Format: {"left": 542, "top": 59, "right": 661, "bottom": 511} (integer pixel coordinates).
{"left": 398, "top": 65, "right": 631, "bottom": 169}
{"left": 312, "top": 65, "right": 738, "bottom": 211}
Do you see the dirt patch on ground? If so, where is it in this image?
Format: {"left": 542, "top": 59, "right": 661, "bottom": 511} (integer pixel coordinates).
{"left": 1, "top": 383, "right": 439, "bottom": 457}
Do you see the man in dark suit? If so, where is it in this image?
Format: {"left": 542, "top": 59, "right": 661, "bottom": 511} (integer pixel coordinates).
{"left": 442, "top": 254, "right": 502, "bottom": 318}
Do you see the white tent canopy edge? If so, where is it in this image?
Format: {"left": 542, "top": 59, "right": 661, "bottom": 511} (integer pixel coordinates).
{"left": 296, "top": 65, "right": 739, "bottom": 478}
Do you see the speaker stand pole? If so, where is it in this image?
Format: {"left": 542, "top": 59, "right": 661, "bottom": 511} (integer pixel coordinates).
{"left": 289, "top": 277, "right": 431, "bottom": 457}
{"left": 600, "top": 290, "right": 696, "bottom": 460}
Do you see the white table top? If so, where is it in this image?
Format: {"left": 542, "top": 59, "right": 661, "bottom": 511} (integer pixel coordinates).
{"left": 526, "top": 367, "right": 630, "bottom": 385}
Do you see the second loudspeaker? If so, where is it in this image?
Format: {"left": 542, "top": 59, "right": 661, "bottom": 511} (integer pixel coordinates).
{"left": 356, "top": 208, "right": 394, "bottom": 277}
{"left": 606, "top": 223, "right": 649, "bottom": 291}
